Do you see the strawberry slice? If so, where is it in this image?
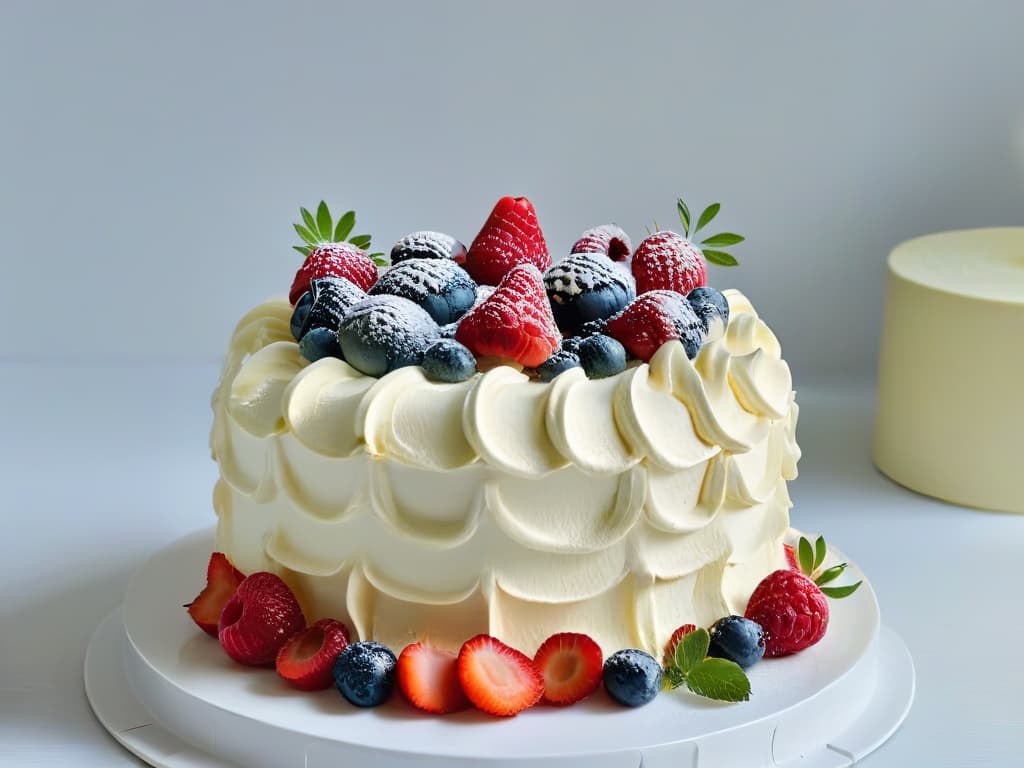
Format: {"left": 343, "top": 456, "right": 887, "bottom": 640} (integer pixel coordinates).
{"left": 457, "top": 634, "right": 544, "bottom": 717}
{"left": 662, "top": 623, "right": 697, "bottom": 667}
{"left": 532, "top": 632, "right": 603, "bottom": 706}
{"left": 186, "top": 552, "right": 245, "bottom": 637}
{"left": 397, "top": 642, "right": 470, "bottom": 714}
{"left": 289, "top": 243, "right": 378, "bottom": 305}
{"left": 275, "top": 618, "right": 350, "bottom": 691}
{"left": 218, "top": 572, "right": 306, "bottom": 667}
{"left": 465, "top": 196, "right": 550, "bottom": 286}
{"left": 455, "top": 264, "right": 561, "bottom": 367}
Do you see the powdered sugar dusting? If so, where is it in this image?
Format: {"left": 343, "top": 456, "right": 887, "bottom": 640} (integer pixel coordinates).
{"left": 337, "top": 295, "right": 440, "bottom": 376}
{"left": 390, "top": 231, "right": 467, "bottom": 264}
{"left": 571, "top": 224, "right": 632, "bottom": 262}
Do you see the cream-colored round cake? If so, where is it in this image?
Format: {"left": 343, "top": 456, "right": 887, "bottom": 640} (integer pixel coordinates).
{"left": 211, "top": 289, "right": 799, "bottom": 658}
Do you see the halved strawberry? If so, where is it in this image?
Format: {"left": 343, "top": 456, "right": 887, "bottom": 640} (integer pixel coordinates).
{"left": 397, "top": 642, "right": 470, "bottom": 714}
{"left": 275, "top": 618, "right": 350, "bottom": 691}
{"left": 662, "top": 623, "right": 697, "bottom": 667}
{"left": 464, "top": 196, "right": 550, "bottom": 286}
{"left": 532, "top": 633, "right": 603, "bottom": 706}
{"left": 186, "top": 552, "right": 245, "bottom": 637}
{"left": 457, "top": 634, "right": 544, "bottom": 717}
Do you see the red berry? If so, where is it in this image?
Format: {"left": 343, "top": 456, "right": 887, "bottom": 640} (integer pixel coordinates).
{"left": 218, "top": 572, "right": 306, "bottom": 666}
{"left": 397, "top": 642, "right": 470, "bottom": 714}
{"left": 186, "top": 552, "right": 245, "bottom": 637}
{"left": 605, "top": 290, "right": 703, "bottom": 362}
{"left": 744, "top": 570, "right": 829, "bottom": 657}
{"left": 532, "top": 632, "right": 603, "bottom": 706}
{"left": 631, "top": 231, "right": 706, "bottom": 296}
{"left": 289, "top": 243, "right": 377, "bottom": 305}
{"left": 275, "top": 618, "right": 350, "bottom": 691}
{"left": 455, "top": 264, "right": 561, "bottom": 367}
{"left": 457, "top": 634, "right": 544, "bottom": 717}
{"left": 571, "top": 225, "right": 632, "bottom": 262}
{"left": 465, "top": 196, "right": 550, "bottom": 286}
{"left": 662, "top": 623, "right": 697, "bottom": 667}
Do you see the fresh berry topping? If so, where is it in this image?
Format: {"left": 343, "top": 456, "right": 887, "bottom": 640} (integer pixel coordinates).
{"left": 662, "top": 627, "right": 752, "bottom": 702}
{"left": 289, "top": 242, "right": 378, "bottom": 305}
{"left": 570, "top": 224, "right": 632, "bottom": 262}
{"left": 532, "top": 632, "right": 603, "bottom": 706}
{"left": 336, "top": 295, "right": 440, "bottom": 377}
{"left": 290, "top": 291, "right": 315, "bottom": 341}
{"left": 687, "top": 286, "right": 730, "bottom": 344}
{"left": 605, "top": 290, "right": 705, "bottom": 361}
{"left": 707, "top": 616, "right": 766, "bottom": 669}
{"left": 391, "top": 231, "right": 468, "bottom": 265}
{"left": 369, "top": 258, "right": 477, "bottom": 325}
{"left": 333, "top": 641, "right": 398, "bottom": 707}
{"left": 186, "top": 553, "right": 245, "bottom": 637}
{"left": 218, "top": 572, "right": 305, "bottom": 667}
{"left": 536, "top": 350, "right": 582, "bottom": 381}
{"left": 421, "top": 338, "right": 477, "bottom": 382}
{"left": 275, "top": 618, "right": 351, "bottom": 691}
{"left": 578, "top": 317, "right": 609, "bottom": 337}
{"left": 472, "top": 284, "right": 495, "bottom": 308}
{"left": 292, "top": 200, "right": 386, "bottom": 266}
{"left": 396, "top": 642, "right": 470, "bottom": 714}
{"left": 464, "top": 196, "right": 550, "bottom": 286}
{"left": 299, "top": 327, "right": 344, "bottom": 362}
{"left": 543, "top": 254, "right": 636, "bottom": 336}
{"left": 455, "top": 264, "right": 561, "bottom": 368}
{"left": 631, "top": 231, "right": 707, "bottom": 296}
{"left": 457, "top": 634, "right": 544, "bottom": 717}
{"left": 298, "top": 276, "right": 368, "bottom": 340}
{"left": 602, "top": 649, "right": 662, "bottom": 708}
{"left": 662, "top": 624, "right": 697, "bottom": 667}
{"left": 559, "top": 336, "right": 583, "bottom": 355}
{"left": 577, "top": 334, "right": 627, "bottom": 379}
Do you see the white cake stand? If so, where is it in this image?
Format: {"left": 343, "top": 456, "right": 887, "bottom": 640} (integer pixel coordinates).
{"left": 85, "top": 529, "right": 914, "bottom": 767}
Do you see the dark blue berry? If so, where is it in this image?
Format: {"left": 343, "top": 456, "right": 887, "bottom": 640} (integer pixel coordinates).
{"left": 390, "top": 231, "right": 468, "bottom": 265}
{"left": 577, "top": 334, "right": 627, "bottom": 379}
{"left": 708, "top": 616, "right": 765, "bottom": 669}
{"left": 560, "top": 336, "right": 583, "bottom": 355}
{"left": 687, "top": 286, "right": 730, "bottom": 344}
{"left": 299, "top": 327, "right": 344, "bottom": 362}
{"left": 544, "top": 254, "right": 635, "bottom": 336}
{"left": 299, "top": 276, "right": 367, "bottom": 340}
{"left": 439, "top": 322, "right": 459, "bottom": 339}
{"left": 578, "top": 317, "right": 609, "bottom": 337}
{"left": 602, "top": 649, "right": 662, "bottom": 707}
{"left": 332, "top": 641, "right": 397, "bottom": 707}
{"left": 422, "top": 339, "right": 477, "bottom": 382}
{"left": 536, "top": 350, "right": 582, "bottom": 382}
{"left": 337, "top": 295, "right": 440, "bottom": 377}
{"left": 370, "top": 258, "right": 477, "bottom": 325}
{"left": 673, "top": 300, "right": 706, "bottom": 360}
{"left": 290, "top": 291, "right": 314, "bottom": 341}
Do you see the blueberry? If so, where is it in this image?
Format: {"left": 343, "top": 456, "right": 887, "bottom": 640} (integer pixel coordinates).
{"left": 544, "top": 254, "right": 636, "bottom": 336}
{"left": 332, "top": 641, "right": 397, "bottom": 707}
{"left": 577, "top": 334, "right": 627, "bottom": 379}
{"left": 673, "top": 299, "right": 706, "bottom": 360}
{"left": 708, "top": 616, "right": 765, "bottom": 669}
{"left": 390, "top": 231, "right": 468, "bottom": 265}
{"left": 299, "top": 327, "right": 344, "bottom": 362}
{"left": 536, "top": 350, "right": 582, "bottom": 382}
{"left": 687, "top": 286, "right": 730, "bottom": 344}
{"left": 290, "top": 291, "right": 314, "bottom": 341}
{"left": 602, "top": 649, "right": 662, "bottom": 707}
{"left": 422, "top": 339, "right": 477, "bottom": 382}
{"left": 299, "top": 276, "right": 367, "bottom": 340}
{"left": 439, "top": 322, "right": 459, "bottom": 339}
{"left": 370, "top": 258, "right": 477, "bottom": 325}
{"left": 560, "top": 336, "right": 583, "bottom": 355}
{"left": 578, "top": 317, "right": 609, "bottom": 338}
{"left": 337, "top": 295, "right": 440, "bottom": 377}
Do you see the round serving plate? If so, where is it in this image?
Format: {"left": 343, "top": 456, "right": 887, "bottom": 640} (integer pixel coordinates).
{"left": 85, "top": 528, "right": 914, "bottom": 767}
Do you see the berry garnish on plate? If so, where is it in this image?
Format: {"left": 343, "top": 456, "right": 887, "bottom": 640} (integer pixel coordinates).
{"left": 336, "top": 295, "right": 440, "bottom": 377}
{"left": 707, "top": 616, "right": 766, "bottom": 669}
{"left": 185, "top": 552, "right": 245, "bottom": 637}
{"left": 369, "top": 258, "right": 477, "bottom": 325}
{"left": 457, "top": 634, "right": 544, "bottom": 717}
{"left": 662, "top": 627, "right": 751, "bottom": 703}
{"left": 533, "top": 632, "right": 604, "bottom": 706}
{"left": 576, "top": 334, "right": 627, "bottom": 379}
{"left": 744, "top": 534, "right": 862, "bottom": 657}
{"left": 602, "top": 649, "right": 662, "bottom": 707}
{"left": 662, "top": 623, "right": 697, "bottom": 667}
{"left": 391, "top": 231, "right": 468, "bottom": 265}
{"left": 333, "top": 641, "right": 398, "bottom": 707}
{"left": 397, "top": 642, "right": 470, "bottom": 714}
{"left": 421, "top": 338, "right": 477, "bottom": 382}
{"left": 571, "top": 224, "right": 632, "bottom": 262}
{"left": 275, "top": 618, "right": 351, "bottom": 691}
{"left": 464, "top": 196, "right": 551, "bottom": 286}
{"left": 455, "top": 264, "right": 561, "bottom": 368}
{"left": 536, "top": 349, "right": 581, "bottom": 381}
{"left": 687, "top": 286, "right": 730, "bottom": 344}
{"left": 217, "top": 572, "right": 306, "bottom": 667}
{"left": 605, "top": 290, "right": 705, "bottom": 361}
{"left": 543, "top": 253, "right": 635, "bottom": 336}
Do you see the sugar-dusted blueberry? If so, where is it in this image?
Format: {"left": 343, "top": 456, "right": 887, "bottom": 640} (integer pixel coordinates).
{"left": 536, "top": 350, "right": 582, "bottom": 382}
{"left": 299, "top": 276, "right": 367, "bottom": 340}
{"left": 337, "top": 295, "right": 440, "bottom": 377}
{"left": 578, "top": 317, "right": 609, "bottom": 338}
{"left": 560, "top": 336, "right": 583, "bottom": 355}
{"left": 421, "top": 339, "right": 477, "bottom": 383}
{"left": 290, "top": 291, "right": 314, "bottom": 341}
{"left": 390, "top": 231, "right": 468, "bottom": 265}
{"left": 369, "top": 258, "right": 477, "bottom": 325}
{"left": 299, "top": 327, "right": 344, "bottom": 362}
{"left": 687, "top": 286, "right": 730, "bottom": 344}
{"left": 332, "top": 641, "right": 397, "bottom": 707}
{"left": 602, "top": 649, "right": 662, "bottom": 707}
{"left": 544, "top": 253, "right": 636, "bottom": 336}
{"left": 577, "top": 334, "right": 627, "bottom": 379}
{"left": 708, "top": 616, "right": 765, "bottom": 669}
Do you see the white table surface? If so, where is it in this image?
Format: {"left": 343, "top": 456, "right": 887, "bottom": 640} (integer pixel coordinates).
{"left": 1, "top": 361, "right": 1021, "bottom": 767}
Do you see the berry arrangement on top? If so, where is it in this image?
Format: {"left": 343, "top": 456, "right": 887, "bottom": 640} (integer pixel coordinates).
{"left": 288, "top": 196, "right": 744, "bottom": 382}
{"left": 184, "top": 535, "right": 860, "bottom": 717}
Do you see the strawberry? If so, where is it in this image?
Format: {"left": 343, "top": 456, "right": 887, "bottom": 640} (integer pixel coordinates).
{"left": 455, "top": 264, "right": 561, "bottom": 367}
{"left": 745, "top": 535, "right": 862, "bottom": 656}
{"left": 218, "top": 572, "right": 306, "bottom": 667}
{"left": 571, "top": 224, "right": 632, "bottom": 262}
{"left": 289, "top": 243, "right": 377, "bottom": 305}
{"left": 275, "top": 618, "right": 350, "bottom": 691}
{"left": 604, "top": 290, "right": 704, "bottom": 362}
{"left": 662, "top": 623, "right": 697, "bottom": 667}
{"left": 457, "top": 634, "right": 544, "bottom": 717}
{"left": 397, "top": 642, "right": 470, "bottom": 714}
{"left": 532, "top": 632, "right": 603, "bottom": 706}
{"left": 631, "top": 231, "right": 707, "bottom": 296}
{"left": 186, "top": 552, "right": 245, "bottom": 637}
{"left": 464, "top": 196, "right": 550, "bottom": 286}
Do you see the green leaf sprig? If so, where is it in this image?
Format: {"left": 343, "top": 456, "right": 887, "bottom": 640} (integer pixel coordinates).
{"left": 676, "top": 198, "right": 743, "bottom": 267}
{"left": 794, "top": 535, "right": 863, "bottom": 599}
{"left": 662, "top": 628, "right": 751, "bottom": 703}
{"left": 293, "top": 200, "right": 388, "bottom": 266}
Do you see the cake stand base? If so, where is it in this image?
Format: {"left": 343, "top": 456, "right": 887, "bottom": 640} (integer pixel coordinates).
{"left": 85, "top": 529, "right": 914, "bottom": 767}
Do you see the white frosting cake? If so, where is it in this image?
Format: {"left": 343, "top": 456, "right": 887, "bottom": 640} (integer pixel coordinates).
{"left": 211, "top": 289, "right": 799, "bottom": 657}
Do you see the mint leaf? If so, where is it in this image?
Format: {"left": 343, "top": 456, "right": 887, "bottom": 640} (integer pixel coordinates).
{"left": 300, "top": 207, "right": 318, "bottom": 234}
{"left": 349, "top": 234, "right": 372, "bottom": 249}
{"left": 821, "top": 581, "right": 863, "bottom": 599}
{"left": 662, "top": 665, "right": 687, "bottom": 691}
{"left": 316, "top": 201, "right": 332, "bottom": 240}
{"left": 815, "top": 562, "right": 847, "bottom": 586}
{"left": 674, "top": 627, "right": 710, "bottom": 675}
{"left": 702, "top": 250, "right": 739, "bottom": 266}
{"left": 293, "top": 223, "right": 319, "bottom": 246}
{"left": 798, "top": 537, "right": 815, "bottom": 576}
{"left": 677, "top": 199, "right": 691, "bottom": 236}
{"left": 694, "top": 203, "right": 720, "bottom": 233}
{"left": 334, "top": 210, "right": 356, "bottom": 242}
{"left": 685, "top": 658, "right": 750, "bottom": 702}
{"left": 370, "top": 252, "right": 388, "bottom": 266}
{"left": 814, "top": 535, "right": 828, "bottom": 571}
{"left": 700, "top": 232, "right": 744, "bottom": 247}
{"left": 293, "top": 245, "right": 311, "bottom": 257}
